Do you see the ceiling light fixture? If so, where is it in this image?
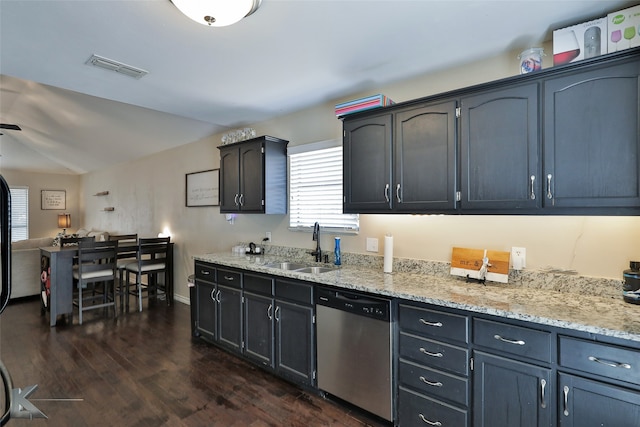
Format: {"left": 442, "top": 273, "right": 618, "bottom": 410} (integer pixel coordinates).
{"left": 170, "top": 0, "right": 262, "bottom": 27}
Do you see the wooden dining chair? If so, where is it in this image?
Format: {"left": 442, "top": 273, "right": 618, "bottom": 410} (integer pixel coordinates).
{"left": 124, "top": 237, "right": 170, "bottom": 312}
{"left": 72, "top": 239, "right": 118, "bottom": 324}
{"left": 109, "top": 234, "right": 138, "bottom": 309}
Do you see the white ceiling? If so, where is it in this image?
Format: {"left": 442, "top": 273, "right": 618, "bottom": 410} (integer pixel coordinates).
{"left": 0, "top": 0, "right": 633, "bottom": 175}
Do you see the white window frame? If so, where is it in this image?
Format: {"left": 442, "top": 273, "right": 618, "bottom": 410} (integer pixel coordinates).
{"left": 9, "top": 186, "right": 29, "bottom": 242}
{"left": 288, "top": 139, "right": 359, "bottom": 234}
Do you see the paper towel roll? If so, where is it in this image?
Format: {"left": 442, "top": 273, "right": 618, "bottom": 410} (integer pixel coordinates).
{"left": 383, "top": 234, "right": 393, "bottom": 273}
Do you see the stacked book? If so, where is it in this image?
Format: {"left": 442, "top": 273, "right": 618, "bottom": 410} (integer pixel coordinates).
{"left": 335, "top": 94, "right": 395, "bottom": 117}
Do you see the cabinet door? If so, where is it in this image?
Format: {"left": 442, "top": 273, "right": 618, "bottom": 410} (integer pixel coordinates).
{"left": 243, "top": 292, "right": 274, "bottom": 367}
{"left": 343, "top": 114, "right": 393, "bottom": 212}
{"left": 195, "top": 280, "right": 217, "bottom": 342}
{"left": 394, "top": 101, "right": 457, "bottom": 212}
{"left": 275, "top": 299, "right": 315, "bottom": 386}
{"left": 473, "top": 351, "right": 552, "bottom": 427}
{"left": 461, "top": 83, "right": 540, "bottom": 210}
{"left": 219, "top": 146, "right": 240, "bottom": 212}
{"left": 559, "top": 373, "right": 640, "bottom": 427}
{"left": 217, "top": 284, "right": 242, "bottom": 352}
{"left": 239, "top": 141, "right": 265, "bottom": 212}
{"left": 543, "top": 60, "right": 640, "bottom": 209}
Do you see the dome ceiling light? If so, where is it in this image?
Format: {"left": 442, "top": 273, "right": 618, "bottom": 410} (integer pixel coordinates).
{"left": 171, "top": 0, "right": 262, "bottom": 27}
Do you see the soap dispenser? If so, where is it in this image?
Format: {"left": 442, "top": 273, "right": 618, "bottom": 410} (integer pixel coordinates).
{"left": 334, "top": 237, "right": 341, "bottom": 266}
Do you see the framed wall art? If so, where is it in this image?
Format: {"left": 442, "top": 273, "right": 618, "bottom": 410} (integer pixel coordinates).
{"left": 41, "top": 190, "right": 66, "bottom": 210}
{"left": 186, "top": 169, "right": 219, "bottom": 207}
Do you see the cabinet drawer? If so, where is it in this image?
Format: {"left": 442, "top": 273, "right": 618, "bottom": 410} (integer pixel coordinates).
{"left": 399, "top": 386, "right": 468, "bottom": 427}
{"left": 473, "top": 318, "right": 551, "bottom": 363}
{"left": 400, "top": 304, "right": 469, "bottom": 343}
{"left": 399, "top": 359, "right": 469, "bottom": 407}
{"left": 400, "top": 332, "right": 469, "bottom": 376}
{"left": 559, "top": 336, "right": 640, "bottom": 385}
{"left": 275, "top": 279, "right": 313, "bottom": 305}
{"left": 217, "top": 268, "right": 241, "bottom": 288}
{"left": 244, "top": 273, "right": 273, "bottom": 296}
{"left": 194, "top": 262, "right": 215, "bottom": 281}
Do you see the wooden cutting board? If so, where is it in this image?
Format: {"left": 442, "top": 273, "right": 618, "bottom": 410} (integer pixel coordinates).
{"left": 450, "top": 247, "right": 510, "bottom": 283}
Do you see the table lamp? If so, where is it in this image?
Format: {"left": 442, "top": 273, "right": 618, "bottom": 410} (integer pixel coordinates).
{"left": 57, "top": 213, "right": 71, "bottom": 234}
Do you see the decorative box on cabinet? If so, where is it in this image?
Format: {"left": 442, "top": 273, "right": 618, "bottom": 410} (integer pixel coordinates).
{"left": 218, "top": 135, "right": 288, "bottom": 214}
{"left": 397, "top": 303, "right": 470, "bottom": 427}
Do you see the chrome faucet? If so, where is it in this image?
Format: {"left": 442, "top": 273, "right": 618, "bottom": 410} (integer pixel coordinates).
{"left": 312, "top": 222, "right": 321, "bottom": 262}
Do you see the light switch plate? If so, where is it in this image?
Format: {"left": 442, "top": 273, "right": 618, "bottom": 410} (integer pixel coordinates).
{"left": 511, "top": 247, "right": 526, "bottom": 270}
{"left": 366, "top": 237, "right": 379, "bottom": 253}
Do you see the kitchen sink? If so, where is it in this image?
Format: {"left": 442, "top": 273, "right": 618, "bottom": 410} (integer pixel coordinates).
{"left": 295, "top": 266, "right": 334, "bottom": 274}
{"left": 263, "top": 262, "right": 308, "bottom": 270}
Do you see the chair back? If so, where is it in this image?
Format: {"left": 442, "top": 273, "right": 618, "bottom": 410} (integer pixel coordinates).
{"left": 61, "top": 236, "right": 94, "bottom": 247}
{"left": 76, "top": 240, "right": 118, "bottom": 282}
{"left": 135, "top": 237, "right": 170, "bottom": 272}
{"left": 110, "top": 234, "right": 138, "bottom": 264}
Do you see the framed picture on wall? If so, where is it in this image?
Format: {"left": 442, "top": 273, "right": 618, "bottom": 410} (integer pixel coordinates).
{"left": 41, "top": 190, "right": 66, "bottom": 210}
{"left": 186, "top": 169, "right": 219, "bottom": 207}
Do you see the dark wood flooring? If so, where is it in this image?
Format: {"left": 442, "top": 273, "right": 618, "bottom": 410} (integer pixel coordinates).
{"left": 1, "top": 298, "right": 389, "bottom": 427}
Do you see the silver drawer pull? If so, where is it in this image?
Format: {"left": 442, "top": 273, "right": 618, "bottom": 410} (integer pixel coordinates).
{"left": 419, "top": 376, "right": 443, "bottom": 387}
{"left": 540, "top": 378, "right": 546, "bottom": 409}
{"left": 223, "top": 276, "right": 234, "bottom": 281}
{"left": 494, "top": 334, "right": 525, "bottom": 346}
{"left": 200, "top": 270, "right": 210, "bottom": 275}
{"left": 419, "top": 347, "right": 443, "bottom": 358}
{"left": 419, "top": 414, "right": 442, "bottom": 426}
{"left": 563, "top": 386, "right": 569, "bottom": 416}
{"left": 419, "top": 318, "right": 443, "bottom": 327}
{"left": 588, "top": 356, "right": 631, "bottom": 369}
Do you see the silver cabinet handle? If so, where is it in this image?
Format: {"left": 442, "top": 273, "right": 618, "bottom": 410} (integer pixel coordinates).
{"left": 546, "top": 174, "right": 553, "bottom": 199}
{"left": 215, "top": 290, "right": 221, "bottom": 303}
{"left": 419, "top": 318, "right": 443, "bottom": 327}
{"left": 540, "top": 378, "right": 546, "bottom": 408}
{"left": 239, "top": 194, "right": 244, "bottom": 206}
{"left": 418, "top": 414, "right": 442, "bottom": 426}
{"left": 384, "top": 184, "right": 390, "bottom": 203}
{"left": 563, "top": 385, "right": 569, "bottom": 416}
{"left": 274, "top": 306, "right": 280, "bottom": 322}
{"left": 200, "top": 269, "right": 210, "bottom": 275}
{"left": 419, "top": 376, "right": 443, "bottom": 387}
{"left": 588, "top": 356, "right": 631, "bottom": 369}
{"left": 419, "top": 347, "right": 443, "bottom": 358}
{"left": 267, "top": 304, "right": 273, "bottom": 320}
{"left": 223, "top": 276, "right": 234, "bottom": 281}
{"left": 234, "top": 194, "right": 239, "bottom": 206}
{"left": 210, "top": 289, "right": 216, "bottom": 301}
{"left": 530, "top": 175, "right": 536, "bottom": 200}
{"left": 396, "top": 183, "right": 402, "bottom": 203}
{"left": 494, "top": 334, "right": 525, "bottom": 346}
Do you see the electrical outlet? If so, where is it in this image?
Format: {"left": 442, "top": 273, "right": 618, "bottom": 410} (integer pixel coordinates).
{"left": 511, "top": 247, "right": 526, "bottom": 270}
{"left": 366, "top": 237, "right": 379, "bottom": 253}
{"left": 265, "top": 231, "right": 272, "bottom": 243}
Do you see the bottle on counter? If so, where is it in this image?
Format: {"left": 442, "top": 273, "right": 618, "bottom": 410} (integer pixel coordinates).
{"left": 623, "top": 261, "right": 640, "bottom": 304}
{"left": 334, "top": 237, "right": 341, "bottom": 266}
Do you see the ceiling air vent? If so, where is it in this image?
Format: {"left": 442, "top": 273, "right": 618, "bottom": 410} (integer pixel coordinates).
{"left": 85, "top": 54, "right": 148, "bottom": 79}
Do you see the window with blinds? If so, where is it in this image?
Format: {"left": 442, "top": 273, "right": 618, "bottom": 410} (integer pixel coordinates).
{"left": 10, "top": 187, "right": 29, "bottom": 242}
{"left": 289, "top": 143, "right": 359, "bottom": 232}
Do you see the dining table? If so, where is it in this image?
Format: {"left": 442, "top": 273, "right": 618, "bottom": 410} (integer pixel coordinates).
{"left": 39, "top": 242, "right": 174, "bottom": 327}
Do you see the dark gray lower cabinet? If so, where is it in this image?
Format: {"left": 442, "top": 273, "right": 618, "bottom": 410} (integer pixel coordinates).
{"left": 195, "top": 279, "right": 216, "bottom": 342}
{"left": 473, "top": 351, "right": 552, "bottom": 427}
{"left": 217, "top": 284, "right": 242, "bottom": 352}
{"left": 275, "top": 299, "right": 314, "bottom": 384}
{"left": 243, "top": 291, "right": 274, "bottom": 367}
{"left": 558, "top": 373, "right": 640, "bottom": 426}
{"left": 398, "top": 386, "right": 468, "bottom": 427}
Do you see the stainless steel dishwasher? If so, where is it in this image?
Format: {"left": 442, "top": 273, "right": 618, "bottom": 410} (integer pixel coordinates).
{"left": 316, "top": 287, "right": 393, "bottom": 422}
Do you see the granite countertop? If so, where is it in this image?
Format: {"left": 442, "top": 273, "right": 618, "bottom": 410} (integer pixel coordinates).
{"left": 194, "top": 252, "right": 640, "bottom": 344}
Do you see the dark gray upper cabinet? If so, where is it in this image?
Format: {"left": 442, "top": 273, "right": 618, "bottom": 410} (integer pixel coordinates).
{"left": 341, "top": 48, "right": 640, "bottom": 215}
{"left": 543, "top": 59, "right": 640, "bottom": 211}
{"left": 460, "top": 84, "right": 540, "bottom": 211}
{"left": 343, "top": 114, "right": 393, "bottom": 212}
{"left": 395, "top": 101, "right": 457, "bottom": 212}
{"left": 218, "top": 135, "right": 288, "bottom": 214}
{"left": 343, "top": 101, "right": 457, "bottom": 213}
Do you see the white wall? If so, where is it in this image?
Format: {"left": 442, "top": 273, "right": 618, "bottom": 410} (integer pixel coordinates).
{"left": 1, "top": 169, "right": 81, "bottom": 238}
{"left": 81, "top": 48, "right": 640, "bottom": 302}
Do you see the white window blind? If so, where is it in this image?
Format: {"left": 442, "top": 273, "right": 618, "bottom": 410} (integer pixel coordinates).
{"left": 289, "top": 143, "right": 359, "bottom": 232}
{"left": 10, "top": 187, "right": 29, "bottom": 242}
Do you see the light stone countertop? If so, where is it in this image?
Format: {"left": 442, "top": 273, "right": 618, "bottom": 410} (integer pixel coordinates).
{"left": 194, "top": 252, "right": 640, "bottom": 344}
